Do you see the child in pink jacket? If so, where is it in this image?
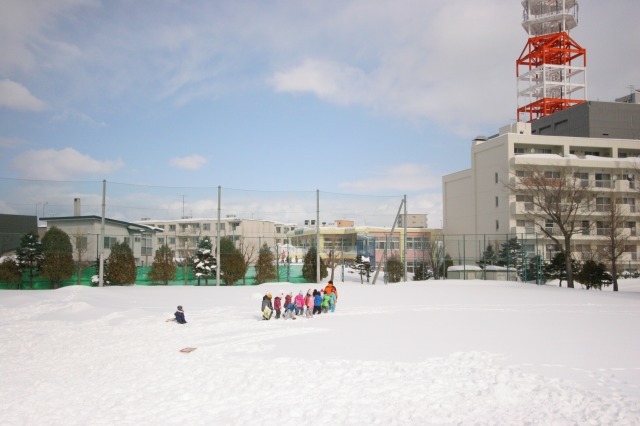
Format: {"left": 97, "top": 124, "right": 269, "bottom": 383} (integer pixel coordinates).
{"left": 304, "top": 290, "right": 314, "bottom": 318}
{"left": 294, "top": 291, "right": 305, "bottom": 316}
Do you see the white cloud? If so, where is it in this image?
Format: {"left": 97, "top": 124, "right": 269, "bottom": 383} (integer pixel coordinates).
{"left": 0, "top": 79, "right": 47, "bottom": 111}
{"left": 0, "top": 136, "right": 28, "bottom": 148}
{"left": 11, "top": 148, "right": 124, "bottom": 180}
{"left": 271, "top": 59, "right": 370, "bottom": 106}
{"left": 170, "top": 155, "right": 208, "bottom": 170}
{"left": 339, "top": 163, "right": 441, "bottom": 192}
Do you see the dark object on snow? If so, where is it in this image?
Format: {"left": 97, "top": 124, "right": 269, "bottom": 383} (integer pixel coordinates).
{"left": 175, "top": 306, "right": 187, "bottom": 324}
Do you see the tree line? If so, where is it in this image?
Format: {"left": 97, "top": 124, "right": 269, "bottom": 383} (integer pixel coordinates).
{"left": 0, "top": 228, "right": 335, "bottom": 288}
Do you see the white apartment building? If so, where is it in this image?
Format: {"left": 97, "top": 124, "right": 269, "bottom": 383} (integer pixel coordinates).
{"left": 135, "top": 217, "right": 296, "bottom": 261}
{"left": 443, "top": 121, "right": 640, "bottom": 271}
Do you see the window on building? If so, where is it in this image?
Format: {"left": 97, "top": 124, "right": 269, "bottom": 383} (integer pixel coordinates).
{"left": 627, "top": 222, "right": 636, "bottom": 236}
{"left": 585, "top": 151, "right": 601, "bottom": 157}
{"left": 76, "top": 236, "right": 88, "bottom": 251}
{"left": 544, "top": 171, "right": 561, "bottom": 179}
{"left": 628, "top": 174, "right": 636, "bottom": 189}
{"left": 495, "top": 196, "right": 499, "bottom": 207}
{"left": 169, "top": 224, "right": 176, "bottom": 231}
{"left": 514, "top": 147, "right": 525, "bottom": 155}
{"left": 595, "top": 173, "right": 611, "bottom": 188}
{"left": 617, "top": 197, "right": 636, "bottom": 212}
{"left": 574, "top": 172, "right": 589, "bottom": 187}
{"left": 596, "top": 221, "right": 610, "bottom": 236}
{"left": 516, "top": 194, "right": 533, "bottom": 210}
{"left": 596, "top": 197, "right": 611, "bottom": 212}
{"left": 581, "top": 220, "right": 590, "bottom": 235}
{"left": 545, "top": 219, "right": 554, "bottom": 234}
{"left": 180, "top": 224, "right": 188, "bottom": 231}
{"left": 142, "top": 237, "right": 153, "bottom": 256}
{"left": 276, "top": 226, "right": 282, "bottom": 234}
{"left": 168, "top": 237, "right": 176, "bottom": 245}
{"left": 158, "top": 224, "right": 165, "bottom": 229}
{"left": 495, "top": 220, "right": 499, "bottom": 231}
{"left": 203, "top": 223, "right": 210, "bottom": 231}
{"left": 495, "top": 172, "right": 499, "bottom": 183}
{"left": 625, "top": 245, "right": 638, "bottom": 260}
{"left": 546, "top": 243, "right": 561, "bottom": 260}
{"left": 516, "top": 170, "right": 533, "bottom": 178}
{"left": 158, "top": 237, "right": 165, "bottom": 245}
{"left": 104, "top": 237, "right": 117, "bottom": 249}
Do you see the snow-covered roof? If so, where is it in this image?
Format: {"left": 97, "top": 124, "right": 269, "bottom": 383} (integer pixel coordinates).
{"left": 448, "top": 265, "right": 482, "bottom": 272}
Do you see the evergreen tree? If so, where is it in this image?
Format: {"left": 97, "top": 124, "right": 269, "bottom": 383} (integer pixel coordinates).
{"left": 413, "top": 262, "right": 433, "bottom": 281}
{"left": 105, "top": 241, "right": 137, "bottom": 285}
{"left": 302, "top": 245, "right": 328, "bottom": 283}
{"left": 520, "top": 255, "right": 545, "bottom": 283}
{"left": 16, "top": 232, "right": 43, "bottom": 289}
{"left": 219, "top": 237, "right": 246, "bottom": 285}
{"left": 576, "top": 260, "right": 612, "bottom": 290}
{"left": 477, "top": 244, "right": 497, "bottom": 268}
{"left": 149, "top": 244, "right": 177, "bottom": 285}
{"left": 543, "top": 252, "right": 578, "bottom": 287}
{"left": 385, "top": 254, "right": 404, "bottom": 283}
{"left": 497, "top": 238, "right": 522, "bottom": 268}
{"left": 0, "top": 258, "right": 22, "bottom": 288}
{"left": 41, "top": 226, "right": 75, "bottom": 289}
{"left": 254, "top": 243, "right": 276, "bottom": 284}
{"left": 192, "top": 237, "right": 216, "bottom": 285}
{"left": 442, "top": 254, "right": 454, "bottom": 278}
{"left": 497, "top": 237, "right": 522, "bottom": 280}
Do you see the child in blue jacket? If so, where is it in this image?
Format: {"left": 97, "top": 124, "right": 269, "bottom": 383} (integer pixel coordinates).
{"left": 313, "top": 290, "right": 323, "bottom": 315}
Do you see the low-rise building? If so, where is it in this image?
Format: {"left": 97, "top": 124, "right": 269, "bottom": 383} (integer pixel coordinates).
{"left": 287, "top": 220, "right": 440, "bottom": 273}
{"left": 42, "top": 216, "right": 162, "bottom": 266}
{"left": 135, "top": 217, "right": 296, "bottom": 262}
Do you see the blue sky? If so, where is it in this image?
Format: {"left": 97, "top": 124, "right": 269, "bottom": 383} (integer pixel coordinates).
{"left": 1, "top": 0, "right": 639, "bottom": 227}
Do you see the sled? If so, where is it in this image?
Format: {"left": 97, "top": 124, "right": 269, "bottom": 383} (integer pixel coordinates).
{"left": 262, "top": 306, "right": 272, "bottom": 320}
{"left": 180, "top": 347, "right": 197, "bottom": 353}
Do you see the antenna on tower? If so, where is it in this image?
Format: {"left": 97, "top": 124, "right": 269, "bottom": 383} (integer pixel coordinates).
{"left": 516, "top": 0, "right": 587, "bottom": 123}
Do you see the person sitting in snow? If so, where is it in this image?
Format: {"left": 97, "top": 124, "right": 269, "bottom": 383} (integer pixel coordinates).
{"left": 175, "top": 306, "right": 187, "bottom": 324}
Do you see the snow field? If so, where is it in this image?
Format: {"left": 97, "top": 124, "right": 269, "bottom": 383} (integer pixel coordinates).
{"left": 2, "top": 280, "right": 640, "bottom": 425}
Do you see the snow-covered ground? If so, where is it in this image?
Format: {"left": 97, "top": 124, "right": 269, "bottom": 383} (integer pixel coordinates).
{"left": 2, "top": 278, "right": 640, "bottom": 425}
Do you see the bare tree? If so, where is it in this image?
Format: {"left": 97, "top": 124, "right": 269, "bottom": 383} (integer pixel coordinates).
{"left": 239, "top": 238, "right": 257, "bottom": 285}
{"left": 72, "top": 229, "right": 89, "bottom": 286}
{"left": 324, "top": 248, "right": 342, "bottom": 281}
{"left": 506, "top": 165, "right": 594, "bottom": 288}
{"left": 596, "top": 196, "right": 633, "bottom": 292}
{"left": 425, "top": 238, "right": 445, "bottom": 279}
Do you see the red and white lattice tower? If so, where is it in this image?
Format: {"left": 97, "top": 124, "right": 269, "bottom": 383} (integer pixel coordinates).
{"left": 517, "top": 0, "right": 587, "bottom": 122}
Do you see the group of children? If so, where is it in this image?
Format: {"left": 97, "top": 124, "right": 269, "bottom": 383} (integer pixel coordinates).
{"left": 261, "top": 280, "right": 338, "bottom": 320}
